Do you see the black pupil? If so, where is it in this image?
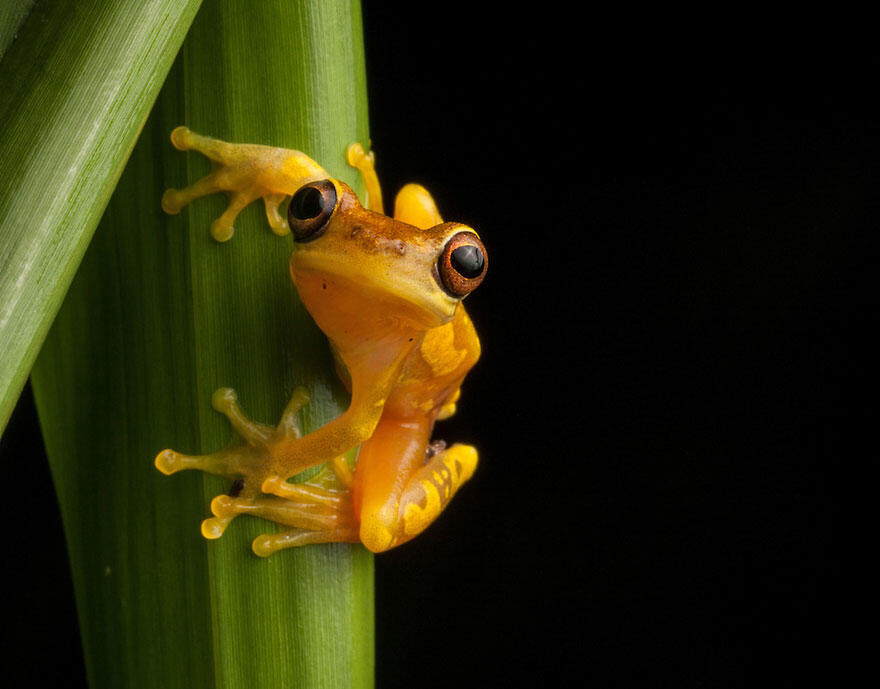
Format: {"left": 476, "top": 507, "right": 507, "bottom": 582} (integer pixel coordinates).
{"left": 450, "top": 244, "right": 484, "bottom": 279}
{"left": 291, "top": 186, "right": 324, "bottom": 220}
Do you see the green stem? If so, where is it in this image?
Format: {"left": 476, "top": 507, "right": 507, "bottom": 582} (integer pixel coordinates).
{"left": 30, "top": 1, "right": 374, "bottom": 687}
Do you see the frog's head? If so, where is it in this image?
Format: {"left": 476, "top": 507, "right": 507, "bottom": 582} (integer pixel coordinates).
{"left": 288, "top": 180, "right": 487, "bottom": 336}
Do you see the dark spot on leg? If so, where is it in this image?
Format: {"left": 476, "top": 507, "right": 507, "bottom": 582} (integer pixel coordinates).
{"left": 229, "top": 478, "right": 245, "bottom": 497}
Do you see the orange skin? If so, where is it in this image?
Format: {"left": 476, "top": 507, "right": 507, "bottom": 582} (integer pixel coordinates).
{"left": 155, "top": 129, "right": 485, "bottom": 554}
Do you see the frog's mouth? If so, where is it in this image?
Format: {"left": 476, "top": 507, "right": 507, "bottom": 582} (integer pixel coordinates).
{"left": 290, "top": 250, "right": 458, "bottom": 331}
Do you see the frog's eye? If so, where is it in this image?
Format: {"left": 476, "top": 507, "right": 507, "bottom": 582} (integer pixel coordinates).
{"left": 438, "top": 231, "right": 487, "bottom": 297}
{"left": 289, "top": 180, "right": 337, "bottom": 242}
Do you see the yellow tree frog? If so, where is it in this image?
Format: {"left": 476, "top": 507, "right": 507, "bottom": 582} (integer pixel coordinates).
{"left": 154, "top": 127, "right": 487, "bottom": 555}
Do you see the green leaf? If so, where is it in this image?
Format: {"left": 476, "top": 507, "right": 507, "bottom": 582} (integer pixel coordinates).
{"left": 0, "top": 0, "right": 203, "bottom": 433}
{"left": 30, "top": 1, "right": 373, "bottom": 687}
{"left": 33, "top": 0, "right": 373, "bottom": 689}
{"left": 0, "top": 0, "right": 35, "bottom": 59}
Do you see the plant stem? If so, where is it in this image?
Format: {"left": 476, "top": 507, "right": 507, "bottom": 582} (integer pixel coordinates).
{"left": 30, "top": 1, "right": 374, "bottom": 687}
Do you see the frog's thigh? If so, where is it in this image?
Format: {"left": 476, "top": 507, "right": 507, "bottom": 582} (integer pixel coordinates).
{"left": 353, "top": 419, "right": 428, "bottom": 552}
{"left": 393, "top": 183, "right": 443, "bottom": 229}
{"left": 355, "top": 419, "right": 477, "bottom": 553}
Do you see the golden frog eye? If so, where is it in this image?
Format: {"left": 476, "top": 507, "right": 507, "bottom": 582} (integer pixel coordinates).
{"left": 438, "top": 231, "right": 487, "bottom": 297}
{"left": 288, "top": 180, "right": 337, "bottom": 242}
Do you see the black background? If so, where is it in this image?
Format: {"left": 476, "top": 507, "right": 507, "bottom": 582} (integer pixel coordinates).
{"left": 2, "top": 4, "right": 861, "bottom": 687}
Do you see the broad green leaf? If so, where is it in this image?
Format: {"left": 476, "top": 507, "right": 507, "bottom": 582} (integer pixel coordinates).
{"left": 0, "top": 0, "right": 202, "bottom": 433}
{"left": 0, "top": 0, "right": 35, "bottom": 59}
{"left": 30, "top": 1, "right": 373, "bottom": 687}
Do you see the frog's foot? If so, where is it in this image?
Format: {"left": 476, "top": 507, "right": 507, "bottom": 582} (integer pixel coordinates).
{"left": 162, "top": 126, "right": 328, "bottom": 241}
{"left": 155, "top": 386, "right": 307, "bottom": 480}
{"left": 206, "top": 490, "right": 358, "bottom": 556}
{"left": 202, "top": 456, "right": 357, "bottom": 555}
{"left": 155, "top": 386, "right": 356, "bottom": 552}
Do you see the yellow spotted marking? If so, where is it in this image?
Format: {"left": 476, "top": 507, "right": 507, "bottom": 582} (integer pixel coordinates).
{"left": 436, "top": 402, "right": 457, "bottom": 420}
{"left": 419, "top": 321, "right": 467, "bottom": 377}
{"left": 402, "top": 449, "right": 475, "bottom": 537}
{"left": 403, "top": 479, "right": 443, "bottom": 536}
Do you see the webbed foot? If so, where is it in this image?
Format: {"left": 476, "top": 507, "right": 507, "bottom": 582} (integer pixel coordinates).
{"left": 162, "top": 126, "right": 329, "bottom": 241}
{"left": 155, "top": 386, "right": 357, "bottom": 554}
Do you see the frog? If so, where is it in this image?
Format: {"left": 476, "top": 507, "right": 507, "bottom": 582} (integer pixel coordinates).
{"left": 154, "top": 127, "right": 487, "bottom": 555}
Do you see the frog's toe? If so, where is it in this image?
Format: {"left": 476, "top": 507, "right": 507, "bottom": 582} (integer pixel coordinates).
{"left": 252, "top": 530, "right": 311, "bottom": 557}
{"left": 252, "top": 526, "right": 359, "bottom": 557}
{"left": 263, "top": 193, "right": 290, "bottom": 236}
{"left": 155, "top": 448, "right": 193, "bottom": 475}
{"left": 260, "top": 475, "right": 288, "bottom": 496}
{"left": 209, "top": 192, "right": 255, "bottom": 242}
{"left": 201, "top": 514, "right": 232, "bottom": 539}
{"left": 211, "top": 387, "right": 276, "bottom": 445}
{"left": 210, "top": 494, "right": 239, "bottom": 519}
{"left": 170, "top": 126, "right": 195, "bottom": 151}
{"left": 161, "top": 188, "right": 186, "bottom": 215}
{"left": 201, "top": 494, "right": 250, "bottom": 539}
{"left": 154, "top": 386, "right": 360, "bottom": 553}
{"left": 346, "top": 142, "right": 370, "bottom": 167}
{"left": 210, "top": 218, "right": 235, "bottom": 242}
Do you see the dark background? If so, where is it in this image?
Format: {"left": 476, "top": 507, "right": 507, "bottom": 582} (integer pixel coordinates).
{"left": 2, "top": 5, "right": 861, "bottom": 687}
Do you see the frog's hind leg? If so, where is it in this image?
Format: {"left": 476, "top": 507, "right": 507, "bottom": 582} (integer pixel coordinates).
{"left": 199, "top": 469, "right": 356, "bottom": 548}
{"left": 354, "top": 418, "right": 478, "bottom": 553}
{"left": 155, "top": 385, "right": 358, "bottom": 552}
{"left": 204, "top": 491, "right": 358, "bottom": 556}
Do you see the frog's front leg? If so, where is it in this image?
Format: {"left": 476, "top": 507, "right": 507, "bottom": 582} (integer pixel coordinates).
{"left": 161, "top": 126, "right": 329, "bottom": 241}
{"left": 346, "top": 142, "right": 384, "bottom": 214}
{"left": 155, "top": 386, "right": 358, "bottom": 555}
